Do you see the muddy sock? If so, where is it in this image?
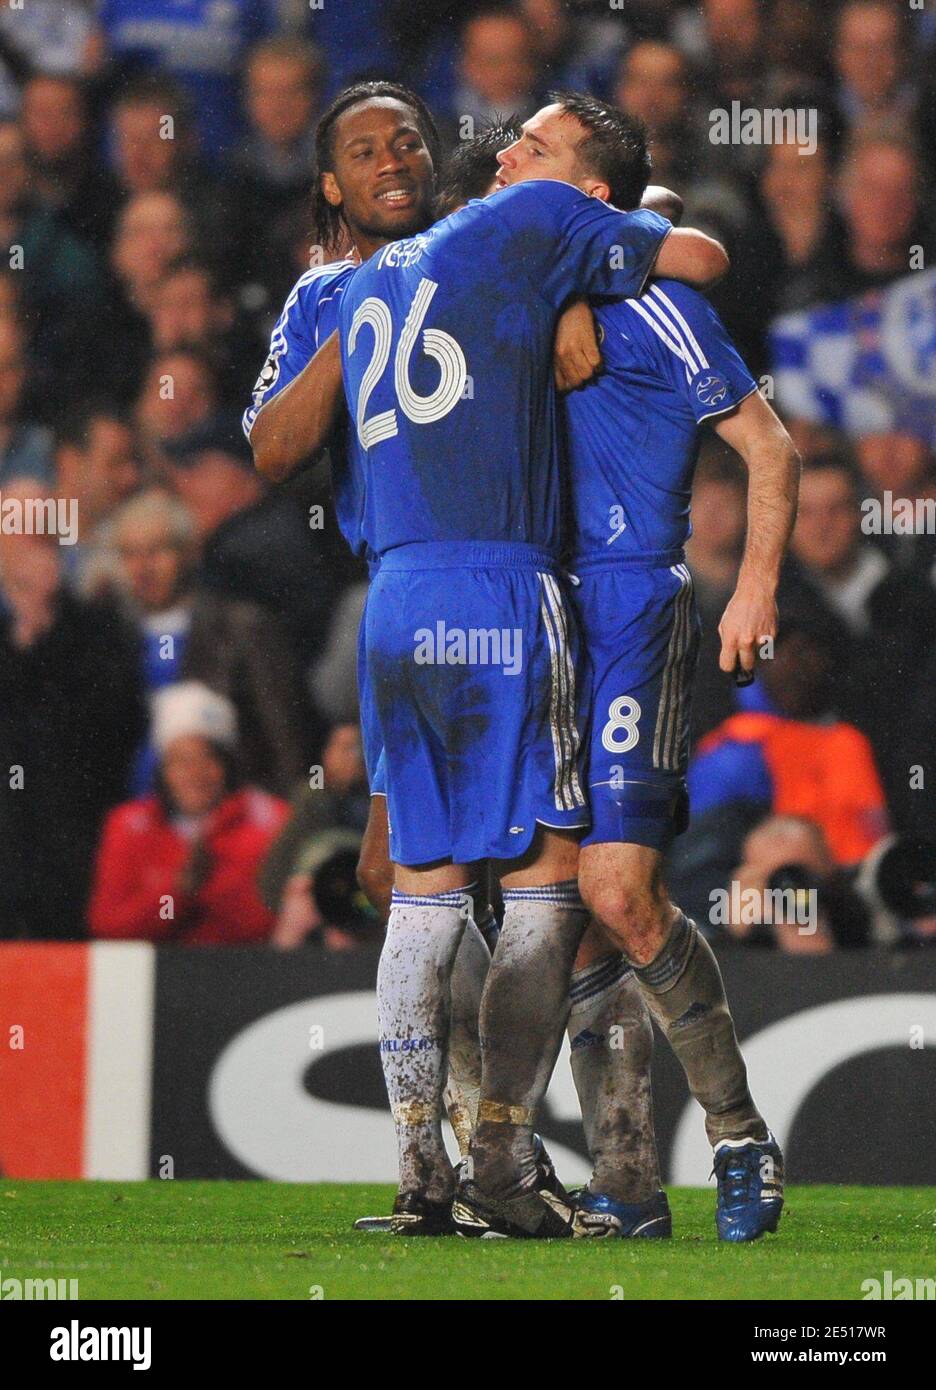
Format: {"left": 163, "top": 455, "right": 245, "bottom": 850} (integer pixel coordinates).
{"left": 568, "top": 954, "right": 661, "bottom": 1204}
{"left": 471, "top": 880, "right": 588, "bottom": 1199}
{"left": 630, "top": 910, "right": 767, "bottom": 1147}
{"left": 377, "top": 887, "right": 470, "bottom": 1201}
{"left": 444, "top": 913, "right": 491, "bottom": 1156}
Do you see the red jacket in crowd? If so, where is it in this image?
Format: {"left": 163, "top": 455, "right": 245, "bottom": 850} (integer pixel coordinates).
{"left": 89, "top": 788, "right": 290, "bottom": 944}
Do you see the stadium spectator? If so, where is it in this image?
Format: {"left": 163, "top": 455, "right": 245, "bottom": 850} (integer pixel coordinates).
{"left": 517, "top": 0, "right": 622, "bottom": 95}
{"left": 108, "top": 76, "right": 231, "bottom": 267}
{"left": 110, "top": 76, "right": 199, "bottom": 197}
{"left": 0, "top": 486, "right": 145, "bottom": 939}
{"left": 166, "top": 440, "right": 357, "bottom": 675}
{"left": 260, "top": 721, "right": 377, "bottom": 952}
{"left": 234, "top": 36, "right": 322, "bottom": 204}
{"left": 832, "top": 0, "right": 919, "bottom": 140}
{"left": 762, "top": 0, "right": 829, "bottom": 92}
{"left": 103, "top": 190, "right": 196, "bottom": 404}
{"left": 690, "top": 0, "right": 766, "bottom": 111}
{"left": 0, "top": 118, "right": 106, "bottom": 415}
{"left": 854, "top": 431, "right": 936, "bottom": 578}
{"left": 686, "top": 610, "right": 889, "bottom": 867}
{"left": 837, "top": 133, "right": 929, "bottom": 298}
{"left": 20, "top": 74, "right": 119, "bottom": 246}
{"left": 448, "top": 6, "right": 541, "bottom": 138}
{"left": 755, "top": 132, "right": 846, "bottom": 315}
{"left": 98, "top": 0, "right": 270, "bottom": 160}
{"left": 0, "top": 318, "right": 55, "bottom": 487}
{"left": 789, "top": 455, "right": 936, "bottom": 831}
{"left": 613, "top": 41, "right": 701, "bottom": 190}
{"left": 145, "top": 256, "right": 259, "bottom": 412}
{"left": 0, "top": 0, "right": 103, "bottom": 119}
{"left": 55, "top": 403, "right": 141, "bottom": 594}
{"left": 722, "top": 815, "right": 870, "bottom": 951}
{"left": 135, "top": 348, "right": 221, "bottom": 464}
{"left": 88, "top": 681, "right": 288, "bottom": 943}
{"left": 226, "top": 37, "right": 325, "bottom": 295}
{"left": 112, "top": 488, "right": 308, "bottom": 797}
{"left": 685, "top": 447, "right": 748, "bottom": 741}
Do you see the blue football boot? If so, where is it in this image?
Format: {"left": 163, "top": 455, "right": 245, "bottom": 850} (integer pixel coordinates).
{"left": 573, "top": 1188, "right": 672, "bottom": 1238}
{"left": 713, "top": 1133, "right": 784, "bottom": 1242}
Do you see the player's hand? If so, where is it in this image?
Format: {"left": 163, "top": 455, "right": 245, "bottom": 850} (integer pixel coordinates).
{"left": 554, "top": 300, "right": 602, "bottom": 391}
{"left": 717, "top": 580, "right": 778, "bottom": 677}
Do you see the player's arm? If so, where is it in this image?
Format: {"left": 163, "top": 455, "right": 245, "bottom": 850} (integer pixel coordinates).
{"left": 553, "top": 186, "right": 688, "bottom": 390}
{"left": 652, "top": 227, "right": 728, "bottom": 288}
{"left": 250, "top": 330, "right": 344, "bottom": 484}
{"left": 712, "top": 391, "right": 801, "bottom": 676}
{"left": 553, "top": 300, "right": 601, "bottom": 391}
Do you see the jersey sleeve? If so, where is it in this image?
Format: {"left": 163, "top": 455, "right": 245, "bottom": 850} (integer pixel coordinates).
{"left": 629, "top": 281, "right": 758, "bottom": 423}
{"left": 242, "top": 269, "right": 339, "bottom": 439}
{"left": 490, "top": 182, "right": 671, "bottom": 309}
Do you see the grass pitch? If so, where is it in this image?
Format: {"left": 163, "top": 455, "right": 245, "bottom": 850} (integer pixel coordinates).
{"left": 2, "top": 1182, "right": 934, "bottom": 1301}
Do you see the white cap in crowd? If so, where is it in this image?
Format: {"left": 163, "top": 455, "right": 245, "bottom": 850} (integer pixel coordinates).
{"left": 152, "top": 681, "right": 238, "bottom": 756}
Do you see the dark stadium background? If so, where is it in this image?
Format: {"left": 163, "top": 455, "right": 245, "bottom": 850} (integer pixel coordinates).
{"left": 0, "top": 0, "right": 934, "bottom": 1184}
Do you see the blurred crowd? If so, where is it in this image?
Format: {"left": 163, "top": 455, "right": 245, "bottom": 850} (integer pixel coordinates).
{"left": 0, "top": 0, "right": 933, "bottom": 952}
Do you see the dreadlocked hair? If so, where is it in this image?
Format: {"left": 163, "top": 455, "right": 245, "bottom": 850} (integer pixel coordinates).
{"left": 310, "top": 81, "right": 441, "bottom": 255}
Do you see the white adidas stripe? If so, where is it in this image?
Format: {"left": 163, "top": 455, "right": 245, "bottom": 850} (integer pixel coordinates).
{"left": 640, "top": 294, "right": 702, "bottom": 377}
{"left": 653, "top": 565, "right": 694, "bottom": 772}
{"left": 538, "top": 573, "right": 585, "bottom": 811}
{"left": 649, "top": 285, "right": 710, "bottom": 370}
{"left": 624, "top": 298, "right": 694, "bottom": 381}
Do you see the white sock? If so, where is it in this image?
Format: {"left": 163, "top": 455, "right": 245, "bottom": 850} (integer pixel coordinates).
{"left": 568, "top": 955, "right": 661, "bottom": 1203}
{"left": 473, "top": 880, "right": 588, "bottom": 1197}
{"left": 377, "top": 887, "right": 470, "bottom": 1201}
{"left": 445, "top": 912, "right": 491, "bottom": 1156}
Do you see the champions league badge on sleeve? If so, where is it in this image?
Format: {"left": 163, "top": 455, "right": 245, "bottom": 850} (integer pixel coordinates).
{"left": 695, "top": 374, "right": 729, "bottom": 409}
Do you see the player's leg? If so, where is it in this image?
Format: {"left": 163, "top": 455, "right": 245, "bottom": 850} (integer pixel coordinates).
{"left": 356, "top": 789, "right": 393, "bottom": 920}
{"left": 443, "top": 889, "right": 490, "bottom": 1155}
{"left": 365, "top": 571, "right": 475, "bottom": 1225}
{"left": 471, "top": 827, "right": 587, "bottom": 1179}
{"left": 575, "top": 561, "right": 781, "bottom": 1240}
{"left": 356, "top": 777, "right": 488, "bottom": 1156}
{"left": 566, "top": 920, "right": 670, "bottom": 1237}
{"left": 419, "top": 559, "right": 589, "bottom": 1236}
{"left": 578, "top": 841, "right": 782, "bottom": 1240}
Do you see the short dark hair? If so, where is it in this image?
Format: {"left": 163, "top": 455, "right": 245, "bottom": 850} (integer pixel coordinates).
{"left": 57, "top": 401, "right": 130, "bottom": 450}
{"left": 310, "top": 81, "right": 440, "bottom": 252}
{"left": 113, "top": 73, "right": 192, "bottom": 127}
{"left": 435, "top": 119, "right": 521, "bottom": 216}
{"left": 159, "top": 253, "right": 225, "bottom": 297}
{"left": 547, "top": 90, "right": 651, "bottom": 210}
{"left": 801, "top": 451, "right": 862, "bottom": 502}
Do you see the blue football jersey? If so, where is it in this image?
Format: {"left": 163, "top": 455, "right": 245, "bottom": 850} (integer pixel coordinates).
{"left": 562, "top": 279, "right": 758, "bottom": 563}
{"left": 243, "top": 259, "right": 370, "bottom": 559}
{"left": 336, "top": 181, "right": 670, "bottom": 559}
